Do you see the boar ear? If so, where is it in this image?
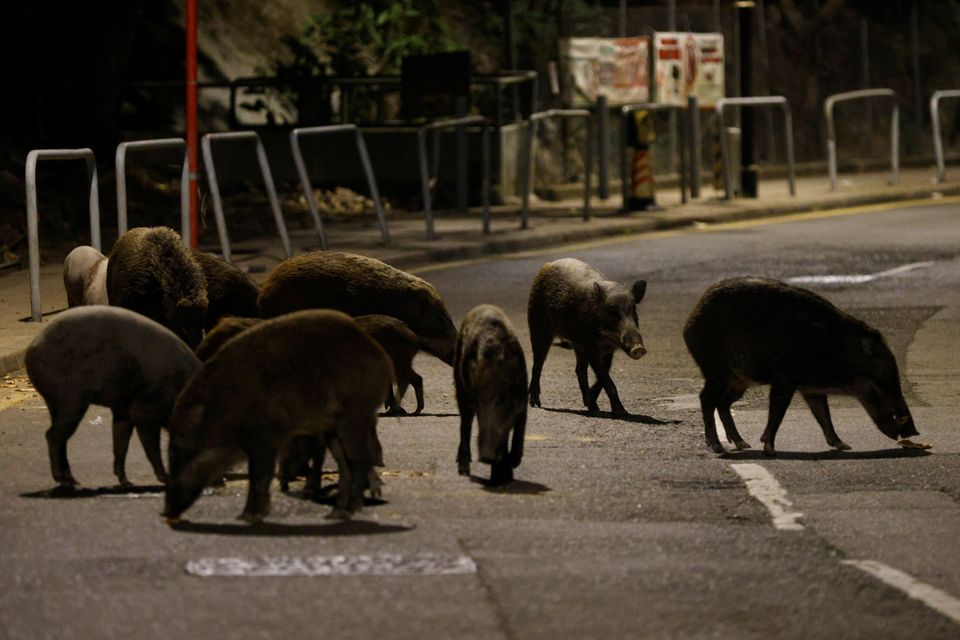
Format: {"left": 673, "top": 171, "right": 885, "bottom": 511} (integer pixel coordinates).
{"left": 593, "top": 282, "right": 606, "bottom": 303}
{"left": 631, "top": 280, "right": 647, "bottom": 303}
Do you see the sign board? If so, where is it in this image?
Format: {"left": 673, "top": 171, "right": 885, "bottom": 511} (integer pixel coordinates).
{"left": 562, "top": 37, "right": 649, "bottom": 107}
{"left": 654, "top": 32, "right": 725, "bottom": 107}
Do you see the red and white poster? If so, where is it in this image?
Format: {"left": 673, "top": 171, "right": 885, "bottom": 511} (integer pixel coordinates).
{"left": 654, "top": 32, "right": 725, "bottom": 107}
{"left": 562, "top": 37, "right": 649, "bottom": 107}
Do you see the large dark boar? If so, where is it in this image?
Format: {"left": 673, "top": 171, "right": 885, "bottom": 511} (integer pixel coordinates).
{"left": 257, "top": 251, "right": 458, "bottom": 365}
{"left": 356, "top": 314, "right": 424, "bottom": 416}
{"left": 63, "top": 245, "right": 108, "bottom": 307}
{"left": 190, "top": 249, "right": 260, "bottom": 332}
{"left": 25, "top": 306, "right": 200, "bottom": 488}
{"left": 107, "top": 226, "right": 207, "bottom": 348}
{"left": 683, "top": 277, "right": 919, "bottom": 455}
{"left": 455, "top": 304, "right": 527, "bottom": 486}
{"left": 527, "top": 258, "right": 647, "bottom": 415}
{"left": 163, "top": 310, "right": 392, "bottom": 524}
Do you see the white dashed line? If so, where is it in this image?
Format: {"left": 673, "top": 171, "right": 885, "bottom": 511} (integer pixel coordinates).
{"left": 730, "top": 463, "right": 804, "bottom": 531}
{"left": 843, "top": 560, "right": 960, "bottom": 625}
{"left": 787, "top": 261, "right": 935, "bottom": 285}
{"left": 186, "top": 553, "right": 477, "bottom": 577}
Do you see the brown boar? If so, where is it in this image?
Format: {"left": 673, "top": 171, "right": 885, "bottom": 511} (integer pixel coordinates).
{"left": 190, "top": 249, "right": 260, "bottom": 332}
{"left": 63, "top": 245, "right": 108, "bottom": 307}
{"left": 683, "top": 277, "right": 919, "bottom": 455}
{"left": 163, "top": 310, "right": 392, "bottom": 523}
{"left": 527, "top": 258, "right": 647, "bottom": 416}
{"left": 25, "top": 306, "right": 200, "bottom": 488}
{"left": 455, "top": 304, "right": 527, "bottom": 486}
{"left": 107, "top": 226, "right": 207, "bottom": 348}
{"left": 257, "top": 251, "right": 457, "bottom": 365}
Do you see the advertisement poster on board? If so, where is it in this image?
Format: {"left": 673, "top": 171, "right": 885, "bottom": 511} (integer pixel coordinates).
{"left": 561, "top": 37, "right": 649, "bottom": 107}
{"left": 654, "top": 32, "right": 725, "bottom": 107}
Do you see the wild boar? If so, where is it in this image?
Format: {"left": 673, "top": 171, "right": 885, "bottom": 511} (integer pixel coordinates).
{"left": 25, "top": 306, "right": 200, "bottom": 488}
{"left": 257, "top": 251, "right": 458, "bottom": 365}
{"left": 527, "top": 258, "right": 647, "bottom": 415}
{"left": 683, "top": 277, "right": 919, "bottom": 455}
{"left": 63, "top": 245, "right": 108, "bottom": 307}
{"left": 163, "top": 310, "right": 392, "bottom": 524}
{"left": 455, "top": 304, "right": 527, "bottom": 486}
{"left": 107, "top": 226, "right": 208, "bottom": 348}
{"left": 190, "top": 249, "right": 260, "bottom": 332}
{"left": 356, "top": 314, "right": 424, "bottom": 416}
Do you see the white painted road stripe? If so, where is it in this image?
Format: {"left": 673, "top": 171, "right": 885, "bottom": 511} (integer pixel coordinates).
{"left": 787, "top": 261, "right": 935, "bottom": 285}
{"left": 186, "top": 553, "right": 477, "bottom": 577}
{"left": 843, "top": 560, "right": 960, "bottom": 625}
{"left": 730, "top": 463, "right": 805, "bottom": 531}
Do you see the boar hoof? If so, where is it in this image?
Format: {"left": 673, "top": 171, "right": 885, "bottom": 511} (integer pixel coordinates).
{"left": 529, "top": 396, "right": 541, "bottom": 408}
{"left": 586, "top": 403, "right": 601, "bottom": 416}
{"left": 763, "top": 443, "right": 777, "bottom": 457}
{"left": 832, "top": 440, "right": 852, "bottom": 451}
{"left": 326, "top": 508, "right": 353, "bottom": 521}
{"left": 708, "top": 441, "right": 726, "bottom": 454}
{"left": 732, "top": 439, "right": 751, "bottom": 451}
{"left": 154, "top": 470, "right": 169, "bottom": 485}
{"left": 116, "top": 476, "right": 132, "bottom": 488}
{"left": 238, "top": 511, "right": 266, "bottom": 525}
{"left": 385, "top": 406, "right": 408, "bottom": 417}
{"left": 457, "top": 461, "right": 470, "bottom": 476}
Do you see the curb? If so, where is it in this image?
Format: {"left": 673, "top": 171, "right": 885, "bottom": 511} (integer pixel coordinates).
{"left": 0, "top": 350, "right": 26, "bottom": 378}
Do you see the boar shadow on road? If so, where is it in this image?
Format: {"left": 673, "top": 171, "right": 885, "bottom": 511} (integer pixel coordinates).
{"left": 469, "top": 476, "right": 551, "bottom": 494}
{"left": 168, "top": 519, "right": 413, "bottom": 537}
{"left": 540, "top": 406, "right": 680, "bottom": 425}
{"left": 721, "top": 448, "right": 932, "bottom": 461}
{"left": 21, "top": 484, "right": 165, "bottom": 499}
{"left": 283, "top": 487, "right": 388, "bottom": 509}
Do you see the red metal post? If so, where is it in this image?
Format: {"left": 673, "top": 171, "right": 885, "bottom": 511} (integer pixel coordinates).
{"left": 185, "top": 0, "right": 199, "bottom": 247}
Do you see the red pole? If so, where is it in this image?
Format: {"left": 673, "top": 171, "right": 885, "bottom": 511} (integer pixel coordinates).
{"left": 185, "top": 0, "right": 199, "bottom": 248}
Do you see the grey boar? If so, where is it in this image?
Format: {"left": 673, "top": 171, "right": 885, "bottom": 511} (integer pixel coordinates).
{"left": 527, "top": 258, "right": 648, "bottom": 416}
{"left": 190, "top": 249, "right": 260, "bottom": 332}
{"left": 25, "top": 306, "right": 200, "bottom": 488}
{"left": 683, "top": 277, "right": 919, "bottom": 455}
{"left": 455, "top": 304, "right": 527, "bottom": 486}
{"left": 163, "top": 310, "right": 392, "bottom": 523}
{"left": 63, "top": 245, "right": 108, "bottom": 307}
{"left": 258, "top": 251, "right": 458, "bottom": 365}
{"left": 194, "top": 316, "right": 261, "bottom": 362}
{"left": 356, "top": 314, "right": 424, "bottom": 416}
{"left": 107, "top": 226, "right": 208, "bottom": 348}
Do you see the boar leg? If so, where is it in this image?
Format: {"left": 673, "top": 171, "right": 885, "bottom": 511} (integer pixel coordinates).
{"left": 699, "top": 381, "right": 727, "bottom": 453}
{"left": 716, "top": 387, "right": 750, "bottom": 450}
{"left": 410, "top": 371, "right": 425, "bottom": 416}
{"left": 239, "top": 445, "right": 278, "bottom": 524}
{"left": 574, "top": 347, "right": 601, "bottom": 414}
{"left": 528, "top": 326, "right": 553, "bottom": 408}
{"left": 801, "top": 393, "right": 851, "bottom": 451}
{"left": 305, "top": 435, "right": 327, "bottom": 497}
{"left": 760, "top": 383, "right": 796, "bottom": 456}
{"left": 588, "top": 352, "right": 627, "bottom": 416}
{"left": 456, "top": 390, "right": 475, "bottom": 476}
{"left": 134, "top": 421, "right": 168, "bottom": 484}
{"left": 509, "top": 413, "right": 525, "bottom": 469}
{"left": 45, "top": 402, "right": 86, "bottom": 488}
{"left": 327, "top": 437, "right": 358, "bottom": 520}
{"left": 111, "top": 410, "right": 135, "bottom": 487}
{"left": 587, "top": 353, "right": 612, "bottom": 406}
{"left": 384, "top": 385, "right": 406, "bottom": 416}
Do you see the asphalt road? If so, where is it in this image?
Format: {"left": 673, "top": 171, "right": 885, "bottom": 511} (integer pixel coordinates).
{"left": 2, "top": 201, "right": 960, "bottom": 639}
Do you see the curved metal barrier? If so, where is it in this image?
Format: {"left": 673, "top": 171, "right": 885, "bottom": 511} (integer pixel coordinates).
{"left": 930, "top": 89, "right": 960, "bottom": 183}
{"left": 619, "top": 103, "right": 689, "bottom": 210}
{"left": 824, "top": 88, "right": 899, "bottom": 190}
{"left": 25, "top": 148, "right": 101, "bottom": 322}
{"left": 115, "top": 138, "right": 189, "bottom": 244}
{"left": 201, "top": 131, "right": 291, "bottom": 263}
{"left": 522, "top": 109, "right": 593, "bottom": 228}
{"left": 290, "top": 124, "right": 390, "bottom": 249}
{"left": 715, "top": 96, "right": 796, "bottom": 200}
{"left": 417, "top": 115, "right": 491, "bottom": 240}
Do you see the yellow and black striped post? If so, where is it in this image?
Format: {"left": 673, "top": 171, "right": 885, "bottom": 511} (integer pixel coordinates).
{"left": 626, "top": 110, "right": 657, "bottom": 211}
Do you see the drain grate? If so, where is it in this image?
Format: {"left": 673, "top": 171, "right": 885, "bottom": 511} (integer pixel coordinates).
{"left": 186, "top": 553, "right": 477, "bottom": 577}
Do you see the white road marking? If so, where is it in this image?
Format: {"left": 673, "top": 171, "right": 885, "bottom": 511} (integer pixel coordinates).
{"left": 730, "top": 463, "right": 804, "bottom": 531}
{"left": 843, "top": 560, "right": 960, "bottom": 625}
{"left": 186, "top": 553, "right": 477, "bottom": 577}
{"left": 787, "top": 261, "right": 935, "bottom": 285}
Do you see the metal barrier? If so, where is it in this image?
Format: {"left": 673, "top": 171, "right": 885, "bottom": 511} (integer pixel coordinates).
{"left": 619, "top": 103, "right": 690, "bottom": 210}
{"left": 930, "top": 89, "right": 960, "bottom": 183}
{"left": 824, "top": 88, "right": 899, "bottom": 190}
{"left": 201, "top": 131, "right": 291, "bottom": 263}
{"left": 522, "top": 109, "right": 593, "bottom": 227}
{"left": 290, "top": 124, "right": 390, "bottom": 250}
{"left": 115, "top": 138, "right": 189, "bottom": 244}
{"left": 716, "top": 96, "right": 796, "bottom": 200}
{"left": 25, "top": 148, "right": 102, "bottom": 322}
{"left": 417, "top": 116, "right": 491, "bottom": 240}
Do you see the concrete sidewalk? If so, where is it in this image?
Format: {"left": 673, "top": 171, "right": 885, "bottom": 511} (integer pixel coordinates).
{"left": 2, "top": 165, "right": 958, "bottom": 376}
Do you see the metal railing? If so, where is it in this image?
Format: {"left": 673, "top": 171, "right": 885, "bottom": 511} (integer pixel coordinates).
{"left": 290, "top": 124, "right": 390, "bottom": 250}
{"left": 523, "top": 109, "right": 594, "bottom": 227}
{"left": 115, "top": 138, "right": 189, "bottom": 244}
{"left": 824, "top": 88, "right": 899, "bottom": 190}
{"left": 930, "top": 89, "right": 960, "bottom": 183}
{"left": 417, "top": 115, "right": 491, "bottom": 240}
{"left": 200, "top": 131, "right": 291, "bottom": 263}
{"left": 715, "top": 96, "right": 796, "bottom": 200}
{"left": 25, "top": 148, "right": 102, "bottom": 322}
{"left": 619, "top": 103, "right": 689, "bottom": 210}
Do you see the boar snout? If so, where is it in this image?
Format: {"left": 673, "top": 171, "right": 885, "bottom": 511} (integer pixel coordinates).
{"left": 621, "top": 329, "right": 647, "bottom": 360}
